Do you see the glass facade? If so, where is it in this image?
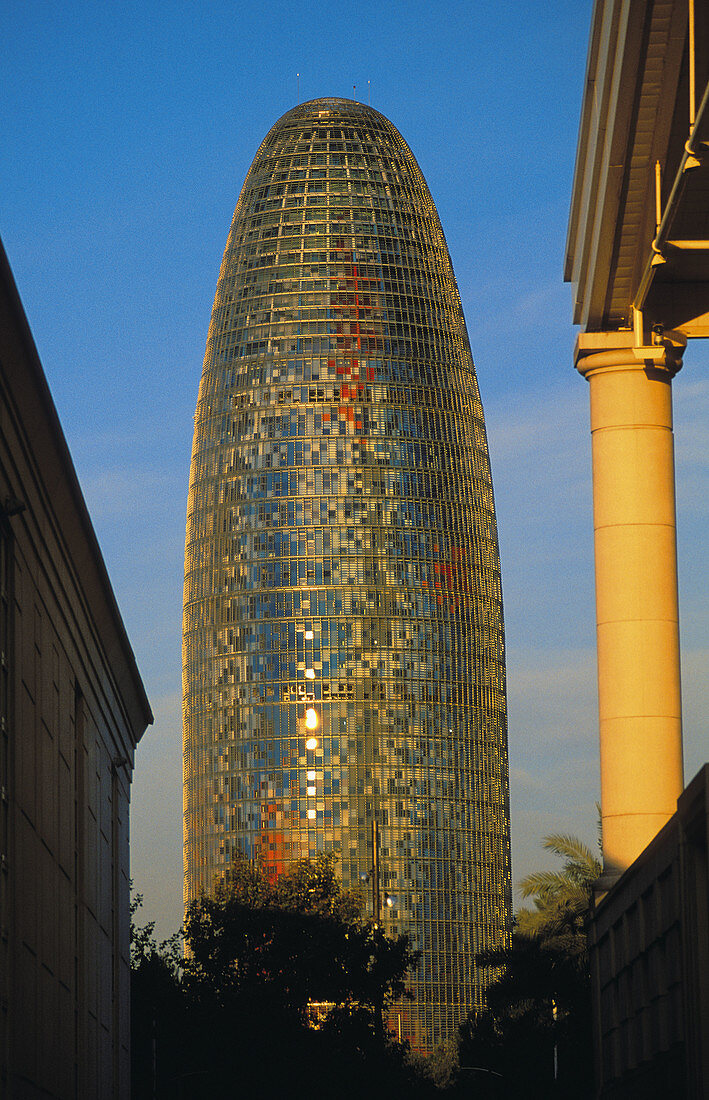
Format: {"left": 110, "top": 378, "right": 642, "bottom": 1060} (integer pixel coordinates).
{"left": 183, "top": 98, "right": 511, "bottom": 1050}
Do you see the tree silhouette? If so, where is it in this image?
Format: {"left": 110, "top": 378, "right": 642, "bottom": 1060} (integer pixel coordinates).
{"left": 459, "top": 830, "right": 600, "bottom": 1099}
{"left": 182, "top": 852, "right": 418, "bottom": 1031}
{"left": 131, "top": 856, "right": 436, "bottom": 1099}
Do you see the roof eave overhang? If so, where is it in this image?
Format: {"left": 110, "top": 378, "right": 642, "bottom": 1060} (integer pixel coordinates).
{"left": 564, "top": 0, "right": 709, "bottom": 337}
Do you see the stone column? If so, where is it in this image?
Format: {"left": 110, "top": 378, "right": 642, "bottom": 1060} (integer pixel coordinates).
{"left": 576, "top": 332, "right": 685, "bottom": 888}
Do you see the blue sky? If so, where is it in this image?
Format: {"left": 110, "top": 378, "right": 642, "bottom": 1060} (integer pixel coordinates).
{"left": 3, "top": 0, "right": 707, "bottom": 939}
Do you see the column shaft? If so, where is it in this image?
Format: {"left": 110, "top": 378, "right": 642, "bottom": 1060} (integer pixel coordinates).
{"left": 577, "top": 337, "right": 684, "bottom": 882}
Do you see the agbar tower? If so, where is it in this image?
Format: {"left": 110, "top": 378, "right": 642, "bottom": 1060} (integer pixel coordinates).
{"left": 183, "top": 99, "right": 511, "bottom": 1048}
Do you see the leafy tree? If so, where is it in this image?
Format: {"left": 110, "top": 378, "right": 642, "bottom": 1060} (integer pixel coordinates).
{"left": 131, "top": 855, "right": 437, "bottom": 1098}
{"left": 129, "top": 891, "right": 185, "bottom": 1099}
{"left": 130, "top": 888, "right": 183, "bottom": 972}
{"left": 182, "top": 852, "right": 418, "bottom": 1036}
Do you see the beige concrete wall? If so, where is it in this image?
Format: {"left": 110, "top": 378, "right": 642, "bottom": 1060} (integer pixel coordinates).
{"left": 0, "top": 244, "right": 150, "bottom": 1099}
{"left": 7, "top": 553, "right": 132, "bottom": 1097}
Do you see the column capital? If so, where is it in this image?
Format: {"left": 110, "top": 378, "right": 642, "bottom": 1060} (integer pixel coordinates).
{"left": 574, "top": 330, "right": 686, "bottom": 380}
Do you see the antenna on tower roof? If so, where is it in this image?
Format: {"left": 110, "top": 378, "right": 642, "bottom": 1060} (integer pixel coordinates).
{"left": 368, "top": 79, "right": 371, "bottom": 105}
{"left": 353, "top": 84, "right": 356, "bottom": 101}
{"left": 297, "top": 73, "right": 300, "bottom": 103}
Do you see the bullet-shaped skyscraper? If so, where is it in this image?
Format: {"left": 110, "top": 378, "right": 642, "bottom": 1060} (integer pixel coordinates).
{"left": 183, "top": 99, "right": 511, "bottom": 1049}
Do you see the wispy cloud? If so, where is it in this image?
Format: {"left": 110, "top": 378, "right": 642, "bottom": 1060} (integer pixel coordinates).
{"left": 506, "top": 644, "right": 598, "bottom": 891}
{"left": 508, "top": 648, "right": 597, "bottom": 749}
{"left": 131, "top": 691, "right": 184, "bottom": 939}
{"left": 675, "top": 376, "right": 709, "bottom": 519}
{"left": 80, "top": 467, "right": 179, "bottom": 520}
{"left": 679, "top": 648, "right": 709, "bottom": 783}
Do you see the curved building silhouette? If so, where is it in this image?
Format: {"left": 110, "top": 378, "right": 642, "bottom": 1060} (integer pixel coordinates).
{"left": 183, "top": 98, "right": 511, "bottom": 1048}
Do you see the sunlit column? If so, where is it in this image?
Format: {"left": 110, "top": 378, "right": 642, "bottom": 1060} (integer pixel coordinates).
{"left": 576, "top": 332, "right": 685, "bottom": 887}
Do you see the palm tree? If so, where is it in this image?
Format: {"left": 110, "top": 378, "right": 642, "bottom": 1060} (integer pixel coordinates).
{"left": 517, "top": 833, "right": 601, "bottom": 939}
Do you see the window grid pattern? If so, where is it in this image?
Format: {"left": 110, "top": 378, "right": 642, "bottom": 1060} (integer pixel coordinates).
{"left": 183, "top": 99, "right": 511, "bottom": 1050}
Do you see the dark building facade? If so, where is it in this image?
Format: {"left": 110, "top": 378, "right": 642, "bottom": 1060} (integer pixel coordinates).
{"left": 589, "top": 765, "right": 709, "bottom": 1098}
{"left": 183, "top": 99, "right": 511, "bottom": 1048}
{"left": 0, "top": 240, "right": 152, "bottom": 1097}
